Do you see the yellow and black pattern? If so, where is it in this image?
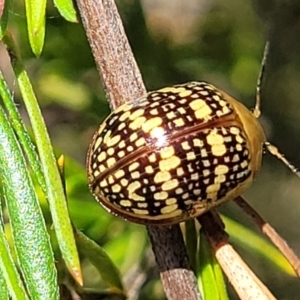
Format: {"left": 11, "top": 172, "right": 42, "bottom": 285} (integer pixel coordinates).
{"left": 87, "top": 81, "right": 253, "bottom": 224}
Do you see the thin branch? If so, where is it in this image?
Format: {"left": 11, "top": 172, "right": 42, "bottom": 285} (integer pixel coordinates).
{"left": 235, "top": 196, "right": 300, "bottom": 277}
{"left": 76, "top": 0, "right": 145, "bottom": 109}
{"left": 147, "top": 225, "right": 202, "bottom": 300}
{"left": 75, "top": 0, "right": 200, "bottom": 299}
{"left": 198, "top": 211, "right": 277, "bottom": 300}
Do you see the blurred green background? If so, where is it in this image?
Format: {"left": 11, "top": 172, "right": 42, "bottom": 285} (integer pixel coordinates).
{"left": 1, "top": 0, "right": 300, "bottom": 299}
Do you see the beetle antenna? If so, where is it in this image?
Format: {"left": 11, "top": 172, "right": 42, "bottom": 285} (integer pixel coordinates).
{"left": 253, "top": 41, "right": 270, "bottom": 118}
{"left": 260, "top": 44, "right": 300, "bottom": 178}
{"left": 265, "top": 142, "right": 300, "bottom": 178}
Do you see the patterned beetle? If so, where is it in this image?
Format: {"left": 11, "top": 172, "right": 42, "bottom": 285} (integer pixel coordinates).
{"left": 87, "top": 81, "right": 269, "bottom": 225}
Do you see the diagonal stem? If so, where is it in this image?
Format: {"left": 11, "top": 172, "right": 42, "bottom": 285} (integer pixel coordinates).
{"left": 235, "top": 196, "right": 300, "bottom": 277}
{"left": 198, "top": 211, "right": 277, "bottom": 300}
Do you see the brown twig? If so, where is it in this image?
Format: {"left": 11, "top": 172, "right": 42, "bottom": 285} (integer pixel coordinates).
{"left": 76, "top": 0, "right": 200, "bottom": 299}
{"left": 198, "top": 211, "right": 277, "bottom": 300}
{"left": 235, "top": 196, "right": 300, "bottom": 277}
{"left": 76, "top": 0, "right": 145, "bottom": 108}
{"left": 147, "top": 225, "right": 201, "bottom": 300}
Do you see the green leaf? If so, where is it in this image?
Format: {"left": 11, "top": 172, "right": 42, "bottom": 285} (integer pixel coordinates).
{"left": 0, "top": 271, "right": 8, "bottom": 300}
{"left": 3, "top": 32, "right": 82, "bottom": 286}
{"left": 24, "top": 0, "right": 46, "bottom": 55}
{"left": 0, "top": 201, "right": 24, "bottom": 300}
{"left": 0, "top": 71, "right": 46, "bottom": 194}
{"left": 222, "top": 215, "right": 295, "bottom": 276}
{"left": 0, "top": 0, "right": 12, "bottom": 39}
{"left": 198, "top": 230, "right": 229, "bottom": 300}
{"left": 211, "top": 251, "right": 229, "bottom": 300}
{"left": 76, "top": 230, "right": 124, "bottom": 294}
{"left": 53, "top": 0, "right": 78, "bottom": 22}
{"left": 0, "top": 223, "right": 29, "bottom": 300}
{"left": 0, "top": 99, "right": 58, "bottom": 298}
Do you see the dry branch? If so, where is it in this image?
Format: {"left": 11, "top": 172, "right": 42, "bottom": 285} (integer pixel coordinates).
{"left": 76, "top": 0, "right": 200, "bottom": 299}
{"left": 235, "top": 196, "right": 300, "bottom": 277}
{"left": 198, "top": 211, "right": 277, "bottom": 300}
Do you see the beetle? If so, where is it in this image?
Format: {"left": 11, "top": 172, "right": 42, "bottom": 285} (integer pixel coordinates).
{"left": 87, "top": 43, "right": 299, "bottom": 225}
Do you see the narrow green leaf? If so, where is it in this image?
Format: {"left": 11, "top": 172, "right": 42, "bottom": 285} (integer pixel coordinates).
{"left": 0, "top": 71, "right": 47, "bottom": 194}
{"left": 0, "top": 223, "right": 29, "bottom": 300}
{"left": 0, "top": 220, "right": 9, "bottom": 300}
{"left": 53, "top": 0, "right": 78, "bottom": 22}
{"left": 0, "top": 276, "right": 8, "bottom": 300}
{"left": 3, "top": 32, "right": 82, "bottom": 285}
{"left": 0, "top": 200, "right": 17, "bottom": 300}
{"left": 185, "top": 219, "right": 198, "bottom": 271}
{"left": 0, "top": 105, "right": 58, "bottom": 299}
{"left": 76, "top": 230, "right": 124, "bottom": 294}
{"left": 198, "top": 230, "right": 220, "bottom": 300}
{"left": 222, "top": 215, "right": 295, "bottom": 276}
{"left": 0, "top": 0, "right": 12, "bottom": 39}
{"left": 211, "top": 253, "right": 229, "bottom": 300}
{"left": 24, "top": 0, "right": 46, "bottom": 55}
{"left": 0, "top": 270, "right": 8, "bottom": 300}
